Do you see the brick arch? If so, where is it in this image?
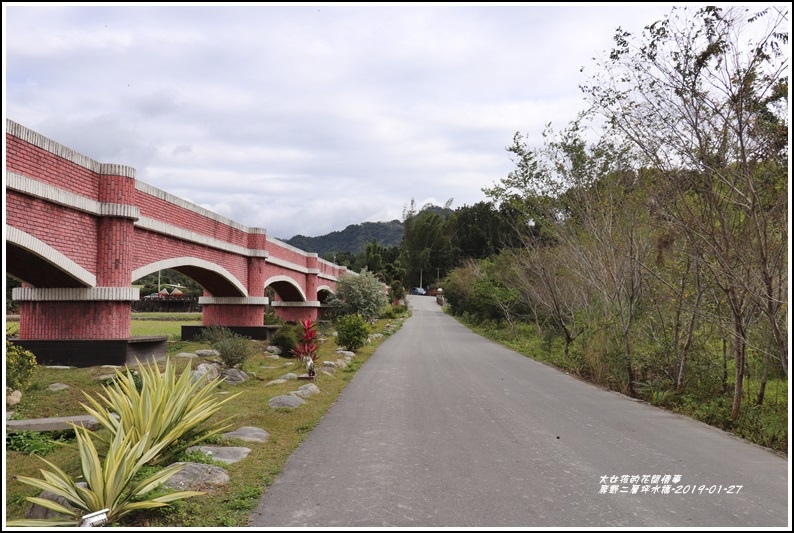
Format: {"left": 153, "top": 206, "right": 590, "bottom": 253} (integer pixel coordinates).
{"left": 265, "top": 275, "right": 307, "bottom": 302}
{"left": 6, "top": 227, "right": 96, "bottom": 288}
{"left": 132, "top": 257, "right": 247, "bottom": 297}
{"left": 317, "top": 284, "right": 335, "bottom": 303}
{"left": 6, "top": 120, "right": 350, "bottom": 365}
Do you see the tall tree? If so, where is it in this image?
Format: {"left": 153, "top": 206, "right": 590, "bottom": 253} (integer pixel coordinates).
{"left": 400, "top": 198, "right": 454, "bottom": 288}
{"left": 582, "top": 6, "right": 789, "bottom": 417}
{"left": 361, "top": 239, "right": 404, "bottom": 284}
{"left": 445, "top": 201, "right": 529, "bottom": 264}
{"left": 486, "top": 115, "right": 652, "bottom": 396}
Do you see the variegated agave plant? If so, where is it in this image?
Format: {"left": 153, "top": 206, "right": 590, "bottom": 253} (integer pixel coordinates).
{"left": 7, "top": 423, "right": 205, "bottom": 527}
{"left": 80, "top": 358, "right": 241, "bottom": 465}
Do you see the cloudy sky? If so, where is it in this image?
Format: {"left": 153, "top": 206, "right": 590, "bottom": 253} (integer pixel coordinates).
{"left": 4, "top": 2, "right": 682, "bottom": 240}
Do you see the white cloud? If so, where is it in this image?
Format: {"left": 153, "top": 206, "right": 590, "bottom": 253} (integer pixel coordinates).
{"left": 5, "top": 2, "right": 681, "bottom": 240}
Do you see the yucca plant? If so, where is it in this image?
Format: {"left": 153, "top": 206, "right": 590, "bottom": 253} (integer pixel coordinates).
{"left": 80, "top": 358, "right": 241, "bottom": 465}
{"left": 7, "top": 424, "right": 205, "bottom": 527}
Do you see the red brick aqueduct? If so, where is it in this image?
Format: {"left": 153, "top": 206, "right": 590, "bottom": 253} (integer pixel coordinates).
{"left": 5, "top": 119, "right": 350, "bottom": 366}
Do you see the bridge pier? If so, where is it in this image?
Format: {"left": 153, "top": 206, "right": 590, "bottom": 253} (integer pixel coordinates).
{"left": 271, "top": 301, "right": 323, "bottom": 323}
{"left": 10, "top": 287, "right": 166, "bottom": 367}
{"left": 182, "top": 296, "right": 273, "bottom": 340}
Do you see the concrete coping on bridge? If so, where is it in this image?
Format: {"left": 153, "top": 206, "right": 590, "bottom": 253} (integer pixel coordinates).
{"left": 198, "top": 296, "right": 269, "bottom": 305}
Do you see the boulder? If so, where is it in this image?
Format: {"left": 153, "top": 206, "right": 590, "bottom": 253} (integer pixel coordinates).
{"left": 186, "top": 445, "right": 251, "bottom": 464}
{"left": 25, "top": 484, "right": 86, "bottom": 520}
{"left": 223, "top": 426, "right": 270, "bottom": 443}
{"left": 268, "top": 395, "right": 306, "bottom": 409}
{"left": 220, "top": 368, "right": 249, "bottom": 384}
{"left": 161, "top": 462, "right": 230, "bottom": 491}
{"left": 298, "top": 383, "right": 320, "bottom": 396}
{"left": 192, "top": 362, "right": 221, "bottom": 383}
{"left": 6, "top": 389, "right": 22, "bottom": 409}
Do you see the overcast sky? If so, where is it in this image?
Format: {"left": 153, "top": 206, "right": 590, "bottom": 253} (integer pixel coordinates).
{"left": 4, "top": 2, "right": 688, "bottom": 240}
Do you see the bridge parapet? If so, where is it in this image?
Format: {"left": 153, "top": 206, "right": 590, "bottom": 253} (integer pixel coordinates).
{"left": 6, "top": 120, "right": 345, "bottom": 365}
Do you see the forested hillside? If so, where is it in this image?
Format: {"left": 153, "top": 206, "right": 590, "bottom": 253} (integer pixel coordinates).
{"left": 283, "top": 220, "right": 404, "bottom": 256}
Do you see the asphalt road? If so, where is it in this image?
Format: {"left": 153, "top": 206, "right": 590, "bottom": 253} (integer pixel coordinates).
{"left": 248, "top": 295, "right": 790, "bottom": 528}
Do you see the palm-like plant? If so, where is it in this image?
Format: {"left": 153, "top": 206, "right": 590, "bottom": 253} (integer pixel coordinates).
{"left": 80, "top": 358, "right": 241, "bottom": 465}
{"left": 7, "top": 424, "right": 205, "bottom": 527}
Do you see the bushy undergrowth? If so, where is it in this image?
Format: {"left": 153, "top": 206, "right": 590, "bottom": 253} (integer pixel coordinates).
{"left": 6, "top": 340, "right": 38, "bottom": 391}
{"left": 670, "top": 385, "right": 789, "bottom": 452}
{"left": 380, "top": 304, "right": 407, "bottom": 319}
{"left": 263, "top": 309, "right": 286, "bottom": 325}
{"left": 198, "top": 326, "right": 260, "bottom": 368}
{"left": 213, "top": 335, "right": 260, "bottom": 368}
{"left": 6, "top": 430, "right": 73, "bottom": 456}
{"left": 6, "top": 321, "right": 21, "bottom": 337}
{"left": 335, "top": 314, "right": 370, "bottom": 351}
{"left": 197, "top": 325, "right": 239, "bottom": 345}
{"left": 270, "top": 323, "right": 301, "bottom": 356}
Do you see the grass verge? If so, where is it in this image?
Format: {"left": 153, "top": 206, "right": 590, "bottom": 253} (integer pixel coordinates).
{"left": 4, "top": 314, "right": 407, "bottom": 527}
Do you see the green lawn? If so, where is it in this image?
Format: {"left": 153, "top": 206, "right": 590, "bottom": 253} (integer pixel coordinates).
{"left": 130, "top": 314, "right": 201, "bottom": 339}
{"left": 5, "top": 314, "right": 409, "bottom": 527}
{"left": 7, "top": 313, "right": 202, "bottom": 340}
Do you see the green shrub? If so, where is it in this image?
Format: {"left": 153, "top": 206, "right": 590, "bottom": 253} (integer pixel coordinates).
{"left": 326, "top": 269, "right": 389, "bottom": 322}
{"left": 270, "top": 323, "right": 300, "bottom": 356}
{"left": 379, "top": 306, "right": 398, "bottom": 319}
{"left": 6, "top": 321, "right": 20, "bottom": 337}
{"left": 733, "top": 403, "right": 788, "bottom": 450}
{"left": 6, "top": 340, "right": 38, "bottom": 391}
{"left": 263, "top": 309, "right": 285, "bottom": 325}
{"left": 389, "top": 280, "right": 405, "bottom": 304}
{"left": 197, "top": 326, "right": 258, "bottom": 368}
{"left": 682, "top": 395, "right": 734, "bottom": 428}
{"left": 335, "top": 314, "right": 370, "bottom": 351}
{"left": 213, "top": 335, "right": 259, "bottom": 369}
{"left": 197, "top": 325, "right": 238, "bottom": 345}
{"left": 635, "top": 379, "right": 675, "bottom": 407}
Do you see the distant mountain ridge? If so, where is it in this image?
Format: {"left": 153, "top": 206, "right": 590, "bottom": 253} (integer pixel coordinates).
{"left": 282, "top": 205, "right": 453, "bottom": 256}
{"left": 283, "top": 219, "right": 404, "bottom": 256}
